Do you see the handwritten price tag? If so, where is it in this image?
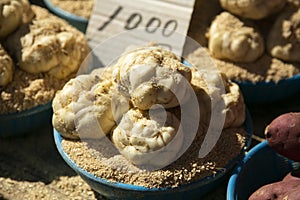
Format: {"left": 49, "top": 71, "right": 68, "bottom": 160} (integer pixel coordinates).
{"left": 86, "top": 0, "right": 195, "bottom": 66}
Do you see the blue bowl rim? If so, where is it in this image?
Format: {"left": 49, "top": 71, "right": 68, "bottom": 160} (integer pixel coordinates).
{"left": 182, "top": 59, "right": 300, "bottom": 86}
{"left": 233, "top": 74, "right": 300, "bottom": 86}
{"left": 227, "top": 140, "right": 268, "bottom": 200}
{"left": 227, "top": 140, "right": 298, "bottom": 199}
{"left": 0, "top": 101, "right": 52, "bottom": 120}
{"left": 53, "top": 108, "right": 253, "bottom": 192}
{"left": 43, "top": 0, "right": 89, "bottom": 23}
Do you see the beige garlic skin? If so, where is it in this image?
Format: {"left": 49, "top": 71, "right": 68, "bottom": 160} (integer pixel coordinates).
{"left": 0, "top": 0, "right": 34, "bottom": 39}
{"left": 52, "top": 67, "right": 129, "bottom": 139}
{"left": 4, "top": 6, "right": 89, "bottom": 79}
{"left": 190, "top": 66, "right": 224, "bottom": 128}
{"left": 207, "top": 12, "right": 264, "bottom": 63}
{"left": 267, "top": 7, "right": 300, "bottom": 62}
{"left": 52, "top": 72, "right": 101, "bottom": 139}
{"left": 114, "top": 46, "right": 192, "bottom": 110}
{"left": 191, "top": 67, "right": 245, "bottom": 129}
{"left": 220, "top": 0, "right": 286, "bottom": 20}
{"left": 112, "top": 108, "right": 183, "bottom": 168}
{"left": 0, "top": 45, "right": 14, "bottom": 86}
{"left": 221, "top": 75, "right": 246, "bottom": 128}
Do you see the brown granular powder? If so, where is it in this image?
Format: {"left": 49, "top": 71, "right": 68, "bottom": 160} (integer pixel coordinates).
{"left": 50, "top": 0, "right": 94, "bottom": 19}
{"left": 0, "top": 68, "right": 71, "bottom": 114}
{"left": 61, "top": 127, "right": 247, "bottom": 188}
{"left": 187, "top": 48, "right": 300, "bottom": 83}
{"left": 0, "top": 176, "right": 99, "bottom": 200}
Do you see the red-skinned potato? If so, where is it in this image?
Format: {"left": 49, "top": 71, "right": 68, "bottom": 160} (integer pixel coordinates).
{"left": 248, "top": 178, "right": 300, "bottom": 200}
{"left": 283, "top": 184, "right": 300, "bottom": 199}
{"left": 264, "top": 112, "right": 300, "bottom": 162}
{"left": 250, "top": 113, "right": 300, "bottom": 199}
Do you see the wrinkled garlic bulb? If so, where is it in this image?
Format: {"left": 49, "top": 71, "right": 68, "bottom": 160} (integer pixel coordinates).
{"left": 114, "top": 46, "right": 192, "bottom": 110}
{"left": 0, "top": 44, "right": 14, "bottom": 86}
{"left": 220, "top": 0, "right": 286, "bottom": 20}
{"left": 52, "top": 67, "right": 129, "bottom": 139}
{"left": 221, "top": 75, "right": 246, "bottom": 128}
{"left": 191, "top": 67, "right": 245, "bottom": 129}
{"left": 207, "top": 12, "right": 264, "bottom": 63}
{"left": 0, "top": 0, "right": 34, "bottom": 39}
{"left": 52, "top": 73, "right": 101, "bottom": 139}
{"left": 267, "top": 7, "right": 300, "bottom": 62}
{"left": 112, "top": 108, "right": 183, "bottom": 169}
{"left": 4, "top": 6, "right": 89, "bottom": 79}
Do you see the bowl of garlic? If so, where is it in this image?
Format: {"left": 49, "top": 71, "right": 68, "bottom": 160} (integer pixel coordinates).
{"left": 0, "top": 1, "right": 89, "bottom": 137}
{"left": 187, "top": 0, "right": 300, "bottom": 104}
{"left": 53, "top": 46, "right": 252, "bottom": 199}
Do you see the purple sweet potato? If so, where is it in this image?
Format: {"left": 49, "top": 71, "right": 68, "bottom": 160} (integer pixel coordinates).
{"left": 264, "top": 112, "right": 300, "bottom": 162}
{"left": 249, "top": 179, "right": 300, "bottom": 200}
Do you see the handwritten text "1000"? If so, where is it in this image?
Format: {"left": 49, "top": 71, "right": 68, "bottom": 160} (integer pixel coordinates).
{"left": 98, "top": 6, "right": 178, "bottom": 37}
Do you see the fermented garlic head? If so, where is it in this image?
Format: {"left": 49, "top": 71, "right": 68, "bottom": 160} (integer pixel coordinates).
{"left": 52, "top": 67, "right": 129, "bottom": 139}
{"left": 0, "top": 44, "right": 14, "bottom": 86}
{"left": 4, "top": 6, "right": 89, "bottom": 79}
{"left": 267, "top": 7, "right": 300, "bottom": 62}
{"left": 114, "top": 46, "right": 192, "bottom": 110}
{"left": 191, "top": 66, "right": 245, "bottom": 129}
{"left": 221, "top": 75, "right": 246, "bottom": 128}
{"left": 208, "top": 12, "right": 264, "bottom": 63}
{"left": 112, "top": 108, "right": 183, "bottom": 169}
{"left": 52, "top": 73, "right": 101, "bottom": 139}
{"left": 0, "top": 0, "right": 34, "bottom": 39}
{"left": 220, "top": 0, "right": 286, "bottom": 20}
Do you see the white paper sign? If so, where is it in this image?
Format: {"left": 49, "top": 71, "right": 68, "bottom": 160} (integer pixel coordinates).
{"left": 86, "top": 0, "right": 195, "bottom": 66}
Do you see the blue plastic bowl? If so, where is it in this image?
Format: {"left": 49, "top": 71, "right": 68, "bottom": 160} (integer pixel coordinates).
{"left": 227, "top": 140, "right": 300, "bottom": 200}
{"left": 234, "top": 74, "right": 300, "bottom": 104}
{"left": 43, "top": 0, "right": 88, "bottom": 33}
{"left": 0, "top": 102, "right": 52, "bottom": 137}
{"left": 183, "top": 59, "right": 300, "bottom": 104}
{"left": 53, "top": 109, "right": 252, "bottom": 200}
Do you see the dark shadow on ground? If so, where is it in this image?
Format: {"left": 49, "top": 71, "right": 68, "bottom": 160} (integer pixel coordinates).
{"left": 0, "top": 122, "right": 76, "bottom": 184}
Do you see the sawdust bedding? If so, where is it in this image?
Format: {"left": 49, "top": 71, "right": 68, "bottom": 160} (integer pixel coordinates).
{"left": 61, "top": 126, "right": 247, "bottom": 188}
{"left": 50, "top": 0, "right": 94, "bottom": 19}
